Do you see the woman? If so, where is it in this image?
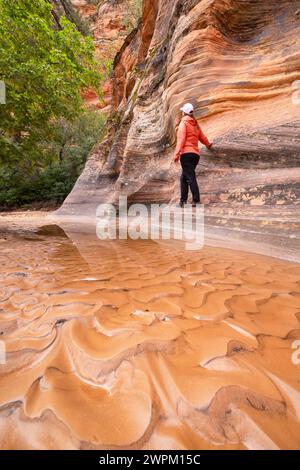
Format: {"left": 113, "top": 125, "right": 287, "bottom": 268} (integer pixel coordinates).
{"left": 173, "top": 103, "right": 213, "bottom": 207}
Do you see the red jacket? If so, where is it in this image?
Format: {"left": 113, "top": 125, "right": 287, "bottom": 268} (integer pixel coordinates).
{"left": 174, "top": 115, "right": 211, "bottom": 161}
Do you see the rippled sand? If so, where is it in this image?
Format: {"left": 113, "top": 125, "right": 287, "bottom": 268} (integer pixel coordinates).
{"left": 0, "top": 225, "right": 300, "bottom": 450}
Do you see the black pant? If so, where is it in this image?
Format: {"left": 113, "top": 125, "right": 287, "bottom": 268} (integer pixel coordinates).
{"left": 180, "top": 152, "right": 200, "bottom": 203}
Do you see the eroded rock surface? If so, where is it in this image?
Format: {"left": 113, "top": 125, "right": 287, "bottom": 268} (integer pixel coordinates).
{"left": 56, "top": 0, "right": 300, "bottom": 216}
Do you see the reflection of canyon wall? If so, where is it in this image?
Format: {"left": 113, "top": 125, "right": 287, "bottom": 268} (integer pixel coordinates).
{"left": 57, "top": 0, "right": 300, "bottom": 217}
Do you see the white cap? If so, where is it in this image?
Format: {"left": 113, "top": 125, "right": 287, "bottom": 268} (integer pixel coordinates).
{"left": 180, "top": 103, "right": 194, "bottom": 114}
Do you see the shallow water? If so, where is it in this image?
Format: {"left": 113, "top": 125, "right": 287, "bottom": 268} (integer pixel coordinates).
{"left": 0, "top": 225, "right": 300, "bottom": 449}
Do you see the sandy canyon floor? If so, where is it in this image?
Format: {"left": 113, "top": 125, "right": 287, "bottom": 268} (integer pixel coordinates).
{"left": 0, "top": 212, "right": 299, "bottom": 449}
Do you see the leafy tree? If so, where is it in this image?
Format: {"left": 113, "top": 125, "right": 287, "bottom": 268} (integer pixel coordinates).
{"left": 0, "top": 0, "right": 102, "bottom": 167}
{"left": 0, "top": 111, "right": 106, "bottom": 209}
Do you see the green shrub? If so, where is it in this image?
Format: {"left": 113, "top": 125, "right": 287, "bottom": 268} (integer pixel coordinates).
{"left": 0, "top": 112, "right": 106, "bottom": 209}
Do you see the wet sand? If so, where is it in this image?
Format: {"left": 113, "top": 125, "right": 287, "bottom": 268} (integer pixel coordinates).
{"left": 0, "top": 219, "right": 300, "bottom": 449}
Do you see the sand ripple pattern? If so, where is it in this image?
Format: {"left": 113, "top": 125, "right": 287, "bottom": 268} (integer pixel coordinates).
{"left": 0, "top": 228, "right": 300, "bottom": 449}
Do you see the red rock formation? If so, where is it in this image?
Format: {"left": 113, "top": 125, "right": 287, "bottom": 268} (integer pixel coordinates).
{"left": 68, "top": 0, "right": 138, "bottom": 110}
{"left": 57, "top": 0, "right": 300, "bottom": 216}
{"left": 69, "top": 0, "right": 97, "bottom": 18}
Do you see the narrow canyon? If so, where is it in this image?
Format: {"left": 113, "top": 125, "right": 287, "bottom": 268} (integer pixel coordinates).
{"left": 0, "top": 0, "right": 300, "bottom": 451}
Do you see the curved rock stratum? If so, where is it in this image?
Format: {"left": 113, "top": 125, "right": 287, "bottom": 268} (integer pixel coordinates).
{"left": 56, "top": 0, "right": 300, "bottom": 217}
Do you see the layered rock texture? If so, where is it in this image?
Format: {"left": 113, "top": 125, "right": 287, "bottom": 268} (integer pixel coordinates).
{"left": 57, "top": 0, "right": 300, "bottom": 216}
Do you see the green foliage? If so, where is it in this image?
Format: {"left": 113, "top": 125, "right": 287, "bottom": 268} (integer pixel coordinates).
{"left": 123, "top": 0, "right": 143, "bottom": 31}
{"left": 103, "top": 58, "right": 114, "bottom": 77}
{"left": 0, "top": 112, "right": 106, "bottom": 209}
{"left": 0, "top": 0, "right": 102, "bottom": 166}
{"left": 0, "top": 164, "right": 75, "bottom": 207}
{"left": 0, "top": 0, "right": 106, "bottom": 209}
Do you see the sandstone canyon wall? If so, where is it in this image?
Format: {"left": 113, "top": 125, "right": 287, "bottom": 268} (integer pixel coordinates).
{"left": 56, "top": 0, "right": 300, "bottom": 217}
